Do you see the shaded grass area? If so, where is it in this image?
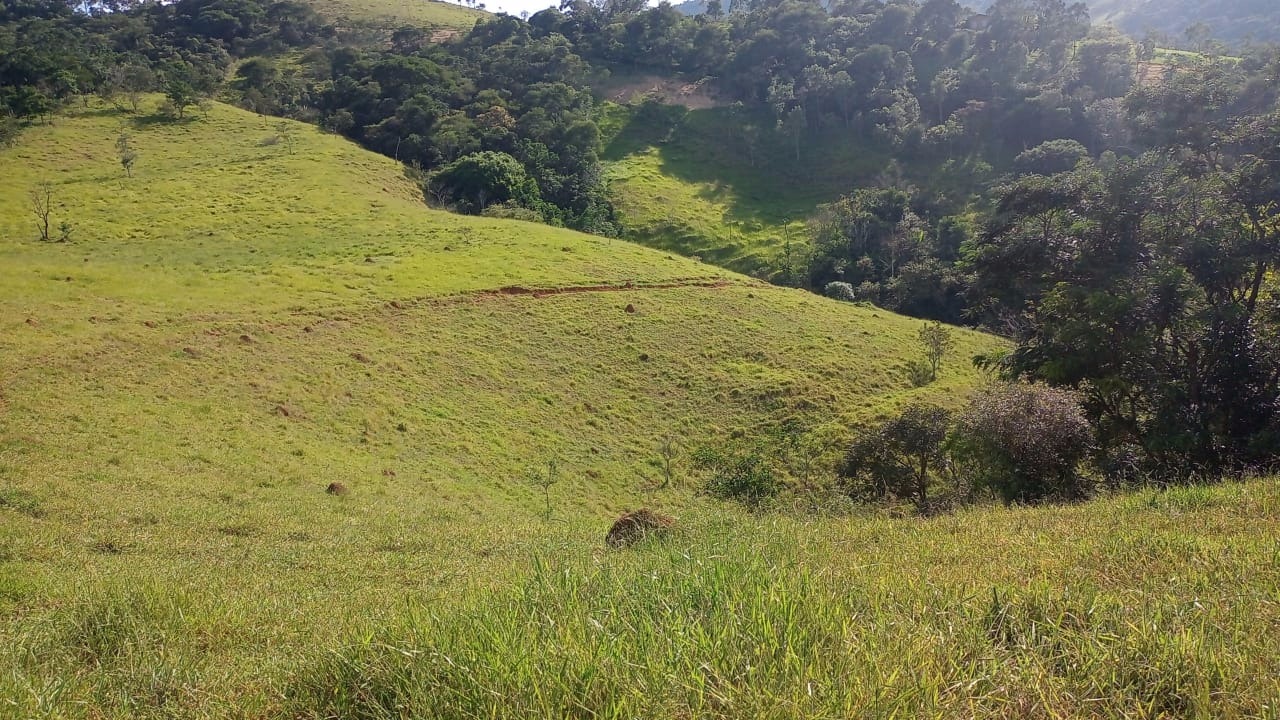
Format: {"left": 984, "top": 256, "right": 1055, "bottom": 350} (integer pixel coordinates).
{"left": 600, "top": 102, "right": 890, "bottom": 276}
{"left": 598, "top": 101, "right": 992, "bottom": 278}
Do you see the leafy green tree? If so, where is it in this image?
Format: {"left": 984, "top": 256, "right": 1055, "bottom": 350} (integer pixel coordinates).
{"left": 969, "top": 145, "right": 1280, "bottom": 478}
{"left": 1013, "top": 139, "right": 1088, "bottom": 176}
{"left": 430, "top": 151, "right": 543, "bottom": 215}
{"left": 840, "top": 403, "right": 952, "bottom": 510}
{"left": 918, "top": 320, "right": 956, "bottom": 382}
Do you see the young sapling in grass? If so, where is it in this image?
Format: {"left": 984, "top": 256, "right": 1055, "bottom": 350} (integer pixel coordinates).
{"left": 918, "top": 320, "right": 956, "bottom": 383}
{"left": 30, "top": 181, "right": 55, "bottom": 242}
{"left": 528, "top": 458, "right": 560, "bottom": 520}
{"left": 117, "top": 132, "right": 136, "bottom": 177}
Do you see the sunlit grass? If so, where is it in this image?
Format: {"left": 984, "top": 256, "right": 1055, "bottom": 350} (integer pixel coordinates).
{"left": 4, "top": 485, "right": 1278, "bottom": 717}
{"left": 7, "top": 99, "right": 1262, "bottom": 718}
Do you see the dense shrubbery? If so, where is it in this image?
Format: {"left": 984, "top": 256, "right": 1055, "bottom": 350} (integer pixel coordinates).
{"left": 697, "top": 446, "right": 781, "bottom": 509}
{"left": 838, "top": 383, "right": 1095, "bottom": 512}
{"left": 951, "top": 382, "right": 1095, "bottom": 503}
{"left": 840, "top": 402, "right": 951, "bottom": 508}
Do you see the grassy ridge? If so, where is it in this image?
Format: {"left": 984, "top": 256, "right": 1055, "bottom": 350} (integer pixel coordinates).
{"left": 0, "top": 100, "right": 728, "bottom": 320}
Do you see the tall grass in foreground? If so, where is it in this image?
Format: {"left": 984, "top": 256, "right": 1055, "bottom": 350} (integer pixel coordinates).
{"left": 288, "top": 491, "right": 1280, "bottom": 719}
{"left": 3, "top": 484, "right": 1279, "bottom": 718}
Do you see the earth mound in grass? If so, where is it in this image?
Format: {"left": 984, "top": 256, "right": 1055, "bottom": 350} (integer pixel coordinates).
{"left": 606, "top": 508, "right": 675, "bottom": 548}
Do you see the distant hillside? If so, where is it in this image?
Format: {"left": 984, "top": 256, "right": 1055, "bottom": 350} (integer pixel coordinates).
{"left": 303, "top": 0, "right": 484, "bottom": 33}
{"left": 961, "top": 0, "right": 1280, "bottom": 45}
{"left": 596, "top": 100, "right": 990, "bottom": 280}
{"left": 677, "top": 0, "right": 1278, "bottom": 44}
{"left": 598, "top": 101, "right": 889, "bottom": 276}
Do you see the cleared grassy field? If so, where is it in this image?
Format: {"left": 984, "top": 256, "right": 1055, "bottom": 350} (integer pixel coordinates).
{"left": 303, "top": 0, "right": 484, "bottom": 32}
{"left": 0, "top": 101, "right": 1015, "bottom": 715}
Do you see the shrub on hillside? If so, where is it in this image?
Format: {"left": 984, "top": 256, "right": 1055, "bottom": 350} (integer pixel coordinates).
{"left": 952, "top": 382, "right": 1094, "bottom": 503}
{"left": 839, "top": 403, "right": 951, "bottom": 511}
{"left": 428, "top": 151, "right": 543, "bottom": 216}
{"left": 1014, "top": 139, "right": 1089, "bottom": 176}
{"left": 480, "top": 201, "right": 543, "bottom": 223}
{"left": 0, "top": 116, "right": 21, "bottom": 147}
{"left": 700, "top": 449, "right": 780, "bottom": 509}
{"left": 823, "top": 281, "right": 856, "bottom": 302}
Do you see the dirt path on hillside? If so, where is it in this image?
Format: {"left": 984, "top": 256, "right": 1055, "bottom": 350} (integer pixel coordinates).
{"left": 421, "top": 277, "right": 744, "bottom": 306}
{"left": 1136, "top": 62, "right": 1173, "bottom": 86}
{"left": 10, "top": 279, "right": 753, "bottom": 344}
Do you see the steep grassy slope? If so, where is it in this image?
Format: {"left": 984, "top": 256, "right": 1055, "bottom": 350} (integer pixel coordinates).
{"left": 0, "top": 100, "right": 1008, "bottom": 714}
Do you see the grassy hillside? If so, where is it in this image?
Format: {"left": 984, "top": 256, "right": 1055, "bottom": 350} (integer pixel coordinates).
{"left": 0, "top": 100, "right": 1011, "bottom": 714}
{"left": 598, "top": 102, "right": 985, "bottom": 278}
{"left": 303, "top": 0, "right": 484, "bottom": 34}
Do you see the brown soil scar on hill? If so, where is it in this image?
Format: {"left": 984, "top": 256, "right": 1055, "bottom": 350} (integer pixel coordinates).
{"left": 475, "top": 278, "right": 734, "bottom": 301}
{"left": 603, "top": 75, "right": 726, "bottom": 110}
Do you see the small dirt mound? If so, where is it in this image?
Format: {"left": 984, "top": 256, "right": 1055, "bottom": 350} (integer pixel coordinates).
{"left": 325, "top": 482, "right": 349, "bottom": 496}
{"left": 625, "top": 303, "right": 636, "bottom": 314}
{"left": 606, "top": 509, "right": 674, "bottom": 548}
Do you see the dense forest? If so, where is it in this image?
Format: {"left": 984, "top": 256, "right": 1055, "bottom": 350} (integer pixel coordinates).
{"left": 3, "top": 0, "right": 1280, "bottom": 486}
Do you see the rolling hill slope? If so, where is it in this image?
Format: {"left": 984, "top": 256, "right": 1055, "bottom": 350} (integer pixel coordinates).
{"left": 0, "top": 100, "right": 1274, "bottom": 719}
{"left": 0, "top": 99, "right": 996, "bottom": 524}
